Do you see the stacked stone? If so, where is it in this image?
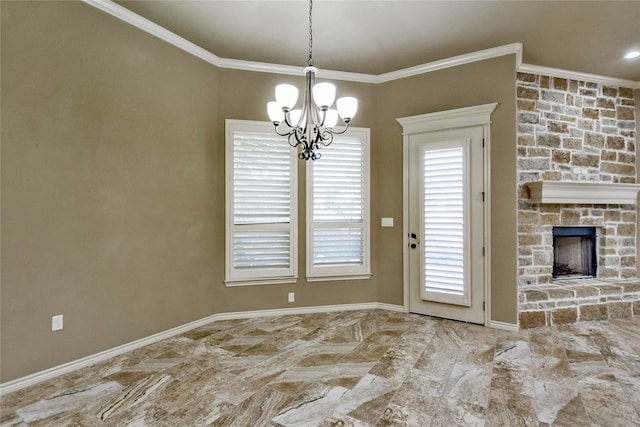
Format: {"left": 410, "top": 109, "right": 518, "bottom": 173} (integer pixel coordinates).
{"left": 517, "top": 74, "right": 636, "bottom": 186}
{"left": 518, "top": 279, "right": 640, "bottom": 328}
{"left": 516, "top": 73, "right": 637, "bottom": 289}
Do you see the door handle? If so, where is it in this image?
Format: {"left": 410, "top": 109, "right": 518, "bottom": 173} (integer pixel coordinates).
{"left": 409, "top": 232, "right": 419, "bottom": 249}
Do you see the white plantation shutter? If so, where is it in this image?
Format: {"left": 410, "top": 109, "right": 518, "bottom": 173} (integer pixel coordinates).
{"left": 233, "top": 134, "right": 292, "bottom": 225}
{"left": 307, "top": 129, "right": 370, "bottom": 280}
{"left": 226, "top": 120, "right": 297, "bottom": 285}
{"left": 313, "top": 228, "right": 364, "bottom": 266}
{"left": 421, "top": 140, "right": 470, "bottom": 305}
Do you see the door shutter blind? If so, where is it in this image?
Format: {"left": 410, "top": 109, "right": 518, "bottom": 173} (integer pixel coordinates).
{"left": 422, "top": 145, "right": 468, "bottom": 299}
{"left": 226, "top": 121, "right": 297, "bottom": 284}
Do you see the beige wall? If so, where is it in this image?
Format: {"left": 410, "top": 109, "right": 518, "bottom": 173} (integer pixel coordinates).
{"left": 1, "top": 1, "right": 222, "bottom": 382}
{"left": 1, "top": 1, "right": 517, "bottom": 382}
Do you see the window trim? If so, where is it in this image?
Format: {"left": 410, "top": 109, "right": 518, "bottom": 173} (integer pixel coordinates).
{"left": 305, "top": 127, "right": 371, "bottom": 281}
{"left": 224, "top": 119, "right": 298, "bottom": 286}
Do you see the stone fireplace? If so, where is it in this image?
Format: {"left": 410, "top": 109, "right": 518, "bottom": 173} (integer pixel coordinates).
{"left": 516, "top": 72, "right": 640, "bottom": 327}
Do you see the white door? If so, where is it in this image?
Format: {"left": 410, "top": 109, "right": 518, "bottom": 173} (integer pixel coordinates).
{"left": 408, "top": 126, "right": 485, "bottom": 324}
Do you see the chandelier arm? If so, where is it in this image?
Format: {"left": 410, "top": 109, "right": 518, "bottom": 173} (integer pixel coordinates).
{"left": 294, "top": 126, "right": 310, "bottom": 149}
{"left": 326, "top": 121, "right": 351, "bottom": 135}
{"left": 273, "top": 122, "right": 295, "bottom": 136}
{"left": 318, "top": 108, "right": 327, "bottom": 127}
{"left": 317, "top": 129, "right": 334, "bottom": 147}
{"left": 283, "top": 112, "right": 296, "bottom": 128}
{"left": 287, "top": 132, "right": 302, "bottom": 149}
{"left": 273, "top": 124, "right": 295, "bottom": 137}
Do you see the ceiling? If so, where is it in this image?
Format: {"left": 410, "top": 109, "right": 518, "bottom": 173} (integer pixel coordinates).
{"left": 114, "top": 1, "right": 640, "bottom": 82}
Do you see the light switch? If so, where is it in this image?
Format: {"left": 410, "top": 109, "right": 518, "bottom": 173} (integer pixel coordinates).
{"left": 381, "top": 218, "right": 394, "bottom": 227}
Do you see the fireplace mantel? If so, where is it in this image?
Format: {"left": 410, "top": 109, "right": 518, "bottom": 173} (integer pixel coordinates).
{"left": 525, "top": 181, "right": 640, "bottom": 205}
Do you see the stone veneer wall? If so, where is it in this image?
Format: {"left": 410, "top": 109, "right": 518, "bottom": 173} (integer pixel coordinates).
{"left": 516, "top": 73, "right": 638, "bottom": 326}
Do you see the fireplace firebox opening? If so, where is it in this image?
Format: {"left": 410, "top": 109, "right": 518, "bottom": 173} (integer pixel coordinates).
{"left": 553, "top": 227, "right": 597, "bottom": 279}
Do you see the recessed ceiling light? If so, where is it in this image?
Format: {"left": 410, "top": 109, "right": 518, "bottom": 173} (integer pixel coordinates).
{"left": 624, "top": 50, "right": 640, "bottom": 59}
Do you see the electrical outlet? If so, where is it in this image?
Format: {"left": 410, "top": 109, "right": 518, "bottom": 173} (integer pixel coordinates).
{"left": 52, "top": 314, "right": 63, "bottom": 331}
{"left": 288, "top": 292, "right": 295, "bottom": 303}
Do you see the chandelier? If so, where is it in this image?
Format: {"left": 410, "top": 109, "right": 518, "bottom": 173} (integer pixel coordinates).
{"left": 267, "top": 0, "right": 358, "bottom": 161}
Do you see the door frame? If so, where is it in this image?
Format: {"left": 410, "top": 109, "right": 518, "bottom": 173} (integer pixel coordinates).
{"left": 397, "top": 103, "right": 497, "bottom": 326}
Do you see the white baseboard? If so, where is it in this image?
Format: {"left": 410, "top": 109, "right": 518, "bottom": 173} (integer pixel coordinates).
{"left": 0, "top": 312, "right": 218, "bottom": 396}
{"left": 0, "top": 302, "right": 403, "bottom": 396}
{"left": 375, "top": 303, "right": 407, "bottom": 313}
{"left": 489, "top": 320, "right": 520, "bottom": 332}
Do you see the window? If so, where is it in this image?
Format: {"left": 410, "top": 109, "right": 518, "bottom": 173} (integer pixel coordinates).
{"left": 225, "top": 120, "right": 297, "bottom": 285}
{"left": 226, "top": 120, "right": 370, "bottom": 285}
{"left": 307, "top": 128, "right": 371, "bottom": 280}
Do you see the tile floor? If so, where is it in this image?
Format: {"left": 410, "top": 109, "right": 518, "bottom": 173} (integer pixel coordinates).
{"left": 1, "top": 309, "right": 639, "bottom": 426}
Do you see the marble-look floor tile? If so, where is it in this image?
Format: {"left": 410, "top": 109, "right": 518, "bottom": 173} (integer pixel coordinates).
{"left": 272, "top": 382, "right": 350, "bottom": 427}
{"left": 215, "top": 365, "right": 286, "bottom": 405}
{"left": 97, "top": 373, "right": 173, "bottom": 421}
{"left": 485, "top": 362, "right": 537, "bottom": 426}
{"left": 533, "top": 380, "right": 590, "bottom": 425}
{"left": 609, "top": 318, "right": 640, "bottom": 356}
{"left": 578, "top": 376, "right": 640, "bottom": 426}
{"left": 443, "top": 363, "right": 493, "bottom": 408}
{"left": 15, "top": 380, "right": 122, "bottom": 423}
{"left": 375, "top": 402, "right": 431, "bottom": 427}
{"left": 369, "top": 319, "right": 435, "bottom": 381}
{"left": 2, "top": 311, "right": 639, "bottom": 426}
{"left": 389, "top": 367, "right": 442, "bottom": 416}
{"left": 333, "top": 374, "right": 402, "bottom": 422}
{"left": 442, "top": 325, "right": 496, "bottom": 408}
{"left": 320, "top": 414, "right": 372, "bottom": 427}
{"left": 211, "top": 386, "right": 293, "bottom": 427}
{"left": 430, "top": 396, "right": 486, "bottom": 426}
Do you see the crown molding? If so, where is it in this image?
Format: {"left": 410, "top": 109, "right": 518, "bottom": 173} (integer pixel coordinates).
{"left": 375, "top": 43, "right": 523, "bottom": 83}
{"left": 84, "top": 0, "right": 639, "bottom": 88}
{"left": 518, "top": 63, "right": 640, "bottom": 89}
{"left": 217, "top": 57, "right": 379, "bottom": 83}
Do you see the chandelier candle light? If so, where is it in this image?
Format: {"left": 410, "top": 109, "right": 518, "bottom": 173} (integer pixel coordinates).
{"left": 267, "top": 0, "right": 358, "bottom": 160}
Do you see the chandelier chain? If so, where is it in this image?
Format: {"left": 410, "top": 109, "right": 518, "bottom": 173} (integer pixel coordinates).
{"left": 307, "top": 0, "right": 313, "bottom": 66}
